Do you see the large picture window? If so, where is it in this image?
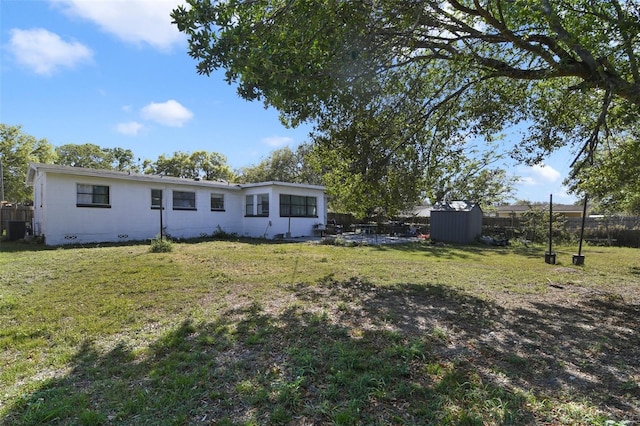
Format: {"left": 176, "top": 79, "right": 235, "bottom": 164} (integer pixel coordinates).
{"left": 280, "top": 194, "right": 317, "bottom": 217}
{"left": 77, "top": 184, "right": 110, "bottom": 207}
{"left": 173, "top": 191, "right": 196, "bottom": 210}
{"left": 211, "top": 193, "right": 224, "bottom": 211}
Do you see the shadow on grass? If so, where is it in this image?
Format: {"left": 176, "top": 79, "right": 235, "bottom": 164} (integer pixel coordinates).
{"left": 3, "top": 280, "right": 638, "bottom": 425}
{"left": 372, "top": 240, "right": 544, "bottom": 260}
{"left": 0, "top": 236, "right": 293, "bottom": 253}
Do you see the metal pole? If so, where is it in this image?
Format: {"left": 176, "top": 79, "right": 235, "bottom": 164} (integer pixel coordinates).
{"left": 159, "top": 192, "right": 164, "bottom": 239}
{"left": 572, "top": 194, "right": 588, "bottom": 265}
{"left": 545, "top": 194, "right": 556, "bottom": 264}
{"left": 548, "top": 194, "right": 553, "bottom": 255}
{"left": 578, "top": 194, "right": 588, "bottom": 256}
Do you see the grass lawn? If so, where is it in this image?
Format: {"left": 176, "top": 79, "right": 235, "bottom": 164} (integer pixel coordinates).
{"left": 0, "top": 239, "right": 638, "bottom": 425}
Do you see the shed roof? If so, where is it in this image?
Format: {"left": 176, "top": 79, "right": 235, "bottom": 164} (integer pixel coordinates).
{"left": 432, "top": 200, "right": 480, "bottom": 212}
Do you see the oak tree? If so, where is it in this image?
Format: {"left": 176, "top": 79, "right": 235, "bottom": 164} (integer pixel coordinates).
{"left": 173, "top": 0, "right": 640, "bottom": 213}
{"left": 0, "top": 124, "right": 56, "bottom": 203}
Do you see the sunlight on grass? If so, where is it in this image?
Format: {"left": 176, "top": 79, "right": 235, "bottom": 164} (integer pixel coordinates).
{"left": 1, "top": 240, "right": 638, "bottom": 424}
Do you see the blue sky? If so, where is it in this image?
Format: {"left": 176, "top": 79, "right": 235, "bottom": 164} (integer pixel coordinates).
{"left": 1, "top": 0, "right": 577, "bottom": 203}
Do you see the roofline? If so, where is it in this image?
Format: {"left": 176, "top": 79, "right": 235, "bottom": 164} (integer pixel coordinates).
{"left": 26, "top": 163, "right": 326, "bottom": 191}
{"left": 26, "top": 163, "right": 241, "bottom": 190}
{"left": 239, "top": 181, "right": 325, "bottom": 191}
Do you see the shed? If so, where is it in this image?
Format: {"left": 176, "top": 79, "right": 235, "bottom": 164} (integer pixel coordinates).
{"left": 430, "top": 201, "right": 482, "bottom": 244}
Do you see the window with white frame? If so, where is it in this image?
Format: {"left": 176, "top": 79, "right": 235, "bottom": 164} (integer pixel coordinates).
{"left": 151, "top": 189, "right": 162, "bottom": 209}
{"left": 245, "top": 195, "right": 254, "bottom": 216}
{"left": 279, "top": 194, "right": 317, "bottom": 217}
{"left": 257, "top": 193, "right": 269, "bottom": 216}
{"left": 245, "top": 193, "right": 269, "bottom": 216}
{"left": 211, "top": 193, "right": 224, "bottom": 211}
{"left": 77, "top": 184, "right": 110, "bottom": 207}
{"left": 173, "top": 190, "right": 196, "bottom": 210}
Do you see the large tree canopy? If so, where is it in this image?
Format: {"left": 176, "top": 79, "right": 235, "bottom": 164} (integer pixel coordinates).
{"left": 143, "top": 150, "right": 236, "bottom": 181}
{"left": 173, "top": 0, "right": 640, "bottom": 214}
{"left": 55, "top": 144, "right": 139, "bottom": 172}
{"left": 1, "top": 124, "right": 56, "bottom": 203}
{"left": 569, "top": 126, "right": 640, "bottom": 214}
{"left": 237, "top": 144, "right": 322, "bottom": 184}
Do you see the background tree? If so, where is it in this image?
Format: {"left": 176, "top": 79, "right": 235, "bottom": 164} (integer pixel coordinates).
{"left": 0, "top": 124, "right": 56, "bottom": 203}
{"left": 144, "top": 150, "right": 235, "bottom": 181}
{"left": 237, "top": 144, "right": 321, "bottom": 184}
{"left": 568, "top": 128, "right": 640, "bottom": 214}
{"left": 173, "top": 0, "right": 640, "bottom": 214}
{"left": 55, "top": 143, "right": 140, "bottom": 172}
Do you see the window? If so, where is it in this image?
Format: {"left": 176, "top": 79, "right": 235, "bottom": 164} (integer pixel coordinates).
{"left": 211, "top": 193, "right": 224, "bottom": 211}
{"left": 245, "top": 195, "right": 254, "bottom": 216}
{"left": 173, "top": 191, "right": 196, "bottom": 210}
{"left": 280, "top": 195, "right": 317, "bottom": 217}
{"left": 151, "top": 189, "right": 162, "bottom": 209}
{"left": 257, "top": 194, "right": 269, "bottom": 216}
{"left": 77, "top": 184, "right": 110, "bottom": 207}
{"left": 245, "top": 193, "right": 269, "bottom": 216}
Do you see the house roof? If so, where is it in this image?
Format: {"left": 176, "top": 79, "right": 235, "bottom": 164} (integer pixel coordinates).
{"left": 26, "top": 163, "right": 325, "bottom": 192}
{"left": 496, "top": 203, "right": 583, "bottom": 213}
{"left": 239, "top": 181, "right": 326, "bottom": 191}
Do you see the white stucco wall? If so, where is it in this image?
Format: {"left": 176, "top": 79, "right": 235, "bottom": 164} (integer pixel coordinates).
{"left": 29, "top": 166, "right": 326, "bottom": 245}
{"left": 37, "top": 173, "right": 244, "bottom": 245}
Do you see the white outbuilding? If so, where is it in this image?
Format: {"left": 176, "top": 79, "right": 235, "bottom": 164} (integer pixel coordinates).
{"left": 26, "top": 163, "right": 327, "bottom": 246}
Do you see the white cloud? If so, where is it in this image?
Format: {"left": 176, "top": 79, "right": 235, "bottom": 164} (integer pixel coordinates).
{"left": 116, "top": 121, "right": 144, "bottom": 135}
{"left": 530, "top": 164, "right": 561, "bottom": 182}
{"left": 518, "top": 163, "right": 561, "bottom": 186}
{"left": 141, "top": 100, "right": 193, "bottom": 127}
{"left": 262, "top": 136, "right": 293, "bottom": 148}
{"left": 518, "top": 176, "right": 536, "bottom": 186}
{"left": 51, "top": 0, "right": 187, "bottom": 51}
{"left": 7, "top": 28, "right": 92, "bottom": 75}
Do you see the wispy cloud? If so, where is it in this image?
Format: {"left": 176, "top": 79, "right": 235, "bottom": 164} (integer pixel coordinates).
{"left": 50, "top": 0, "right": 187, "bottom": 51}
{"left": 116, "top": 121, "right": 144, "bottom": 136}
{"left": 262, "top": 136, "right": 293, "bottom": 148}
{"left": 7, "top": 28, "right": 92, "bottom": 75}
{"left": 141, "top": 100, "right": 193, "bottom": 127}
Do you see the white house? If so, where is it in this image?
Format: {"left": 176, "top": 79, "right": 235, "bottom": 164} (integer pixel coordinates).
{"left": 26, "top": 163, "right": 327, "bottom": 246}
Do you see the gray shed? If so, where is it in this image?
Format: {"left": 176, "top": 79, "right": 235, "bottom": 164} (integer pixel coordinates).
{"left": 430, "top": 201, "right": 482, "bottom": 244}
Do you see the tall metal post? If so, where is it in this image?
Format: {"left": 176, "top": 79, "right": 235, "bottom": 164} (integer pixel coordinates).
{"left": 545, "top": 194, "right": 556, "bottom": 264}
{"left": 573, "top": 194, "right": 588, "bottom": 265}
{"left": 159, "top": 191, "right": 164, "bottom": 239}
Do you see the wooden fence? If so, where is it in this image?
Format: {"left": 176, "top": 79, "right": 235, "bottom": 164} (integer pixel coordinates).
{"left": 0, "top": 204, "right": 34, "bottom": 237}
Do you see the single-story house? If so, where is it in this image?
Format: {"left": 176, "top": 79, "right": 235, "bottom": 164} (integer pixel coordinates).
{"left": 26, "top": 163, "right": 327, "bottom": 246}
{"left": 430, "top": 200, "right": 482, "bottom": 244}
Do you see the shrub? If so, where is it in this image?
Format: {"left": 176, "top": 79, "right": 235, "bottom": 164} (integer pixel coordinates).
{"left": 212, "top": 225, "right": 238, "bottom": 240}
{"left": 149, "top": 236, "right": 173, "bottom": 253}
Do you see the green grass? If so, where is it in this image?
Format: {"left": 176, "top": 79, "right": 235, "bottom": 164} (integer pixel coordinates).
{"left": 0, "top": 239, "right": 638, "bottom": 424}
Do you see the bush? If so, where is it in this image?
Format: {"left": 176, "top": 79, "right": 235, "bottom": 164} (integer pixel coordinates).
{"left": 212, "top": 225, "right": 238, "bottom": 240}
{"left": 149, "top": 236, "right": 173, "bottom": 253}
